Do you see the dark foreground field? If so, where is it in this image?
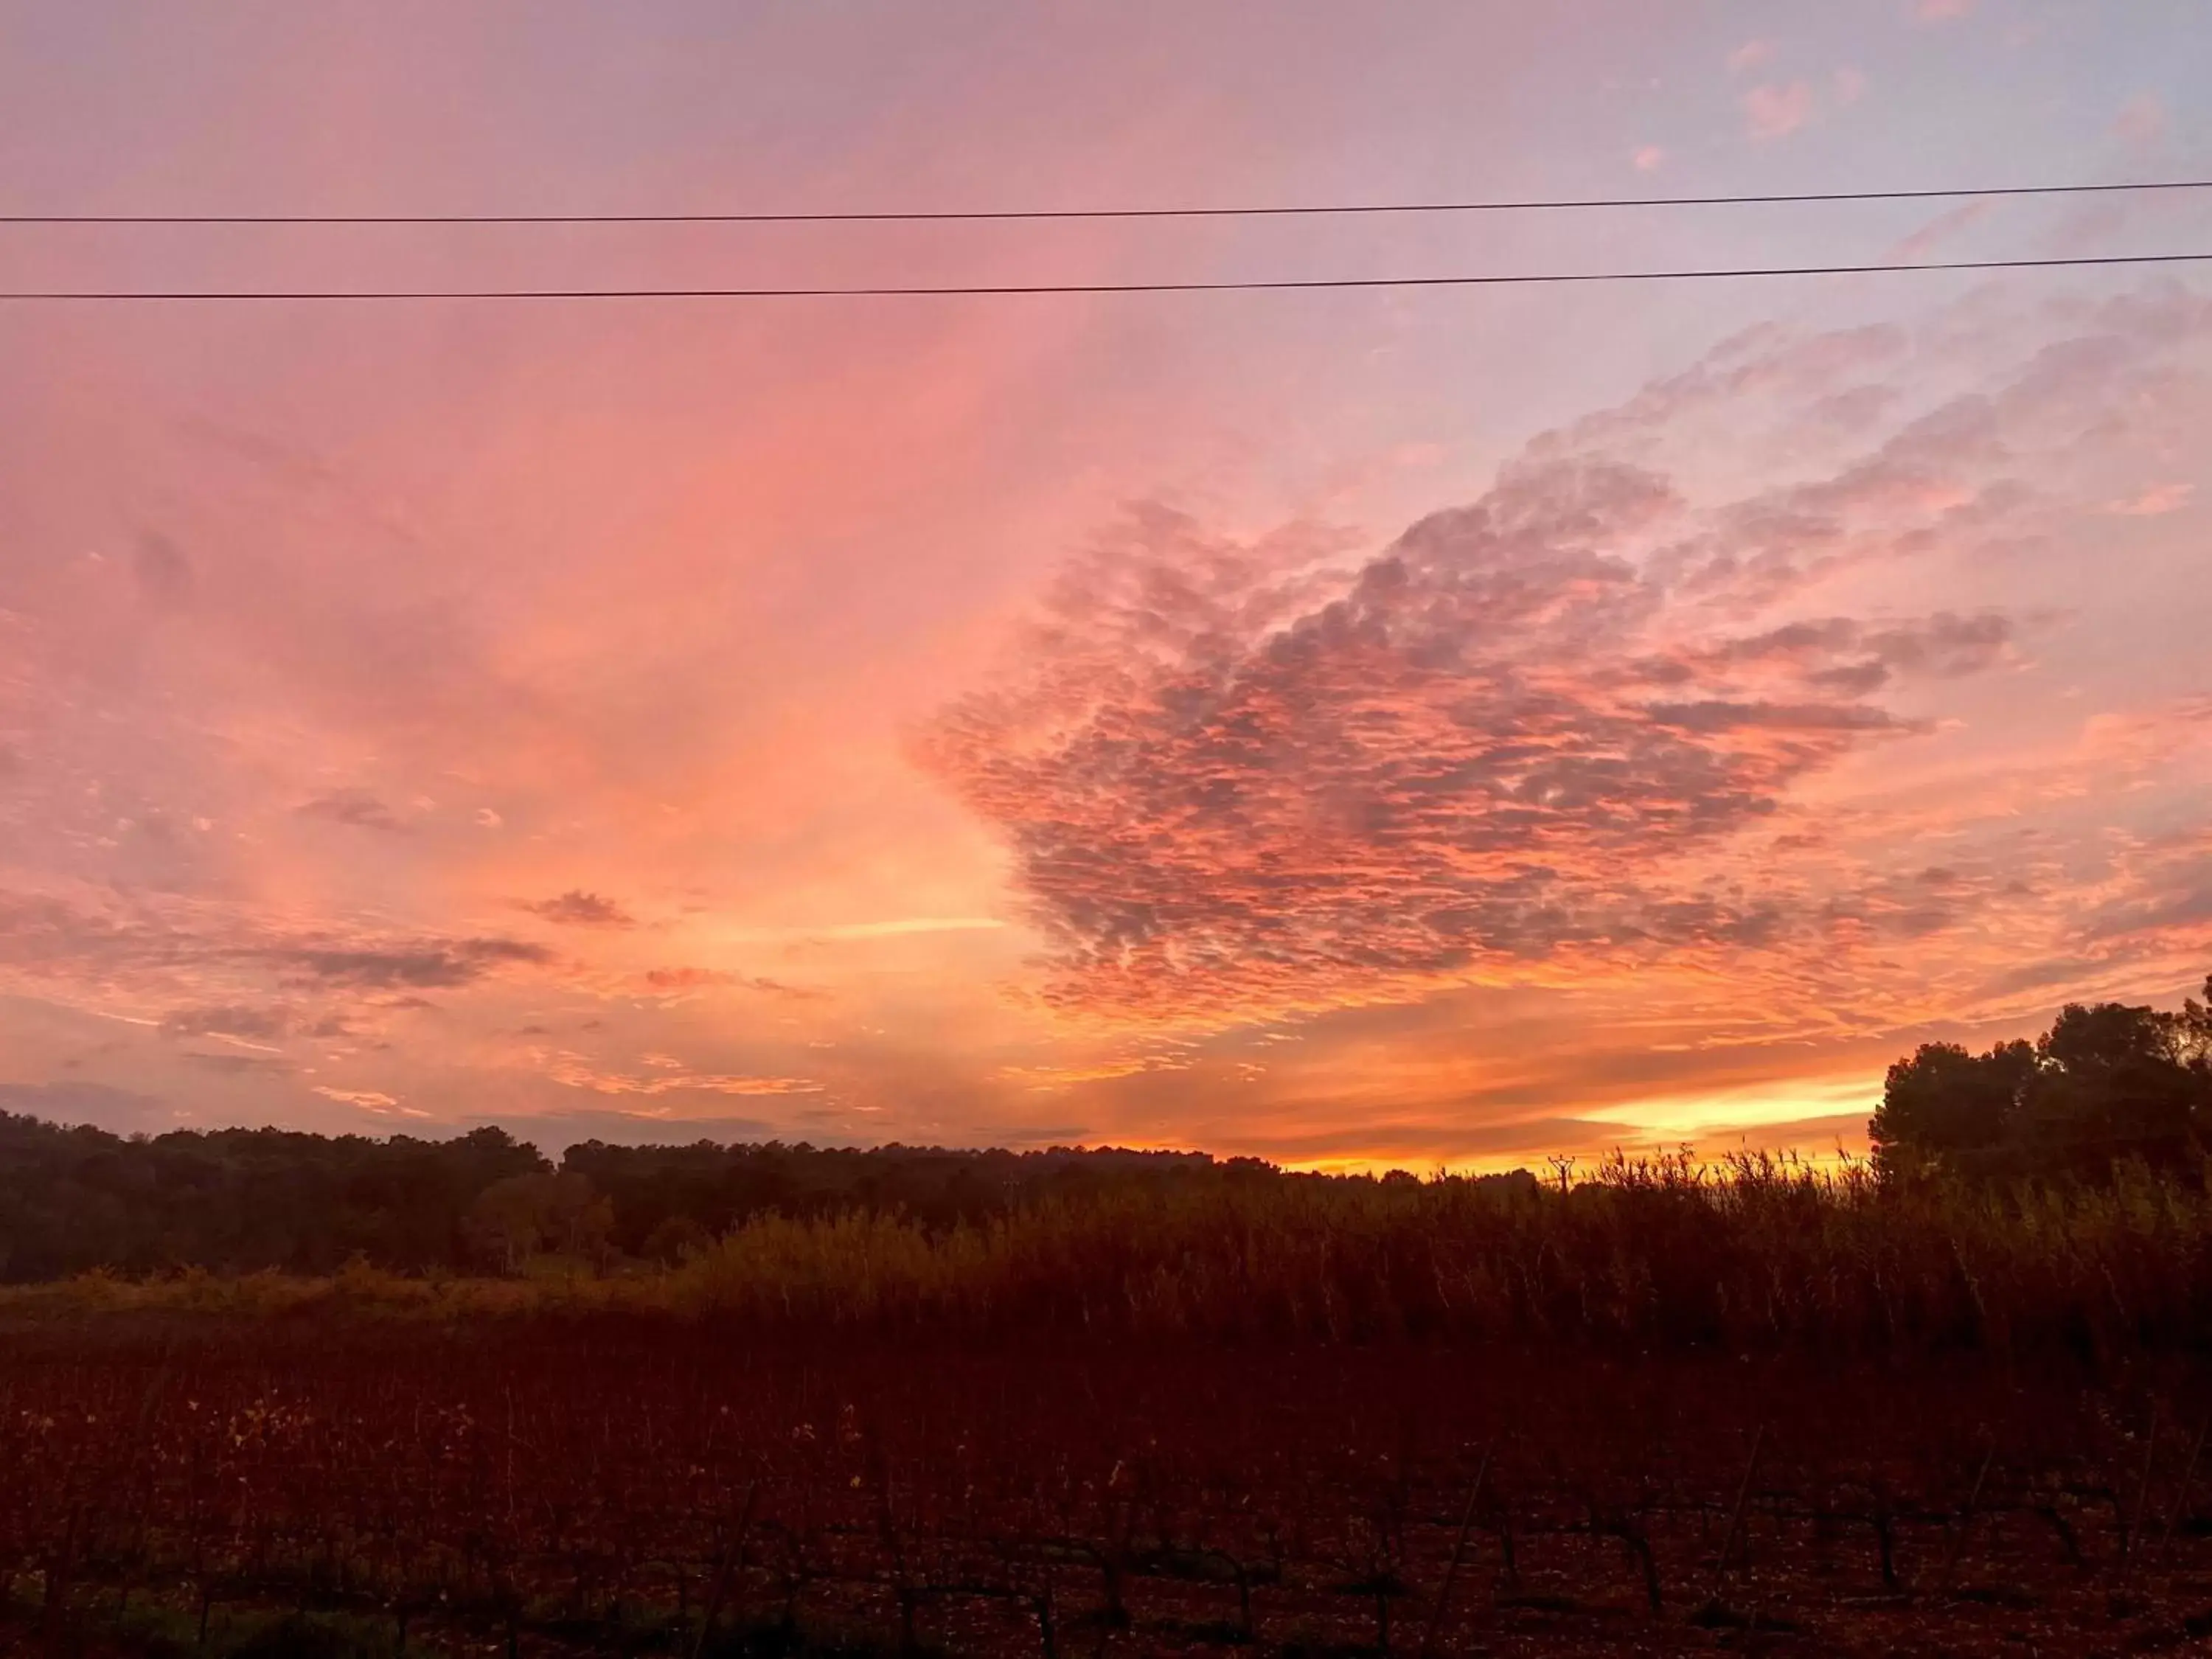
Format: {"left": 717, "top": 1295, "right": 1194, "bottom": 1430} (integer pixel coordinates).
{"left": 6, "top": 1318, "right": 2212, "bottom": 1658}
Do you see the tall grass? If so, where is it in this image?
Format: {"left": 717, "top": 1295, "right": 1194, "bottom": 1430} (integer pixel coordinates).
{"left": 13, "top": 1152, "right": 2212, "bottom": 1357}
{"left": 658, "top": 1151, "right": 2212, "bottom": 1354}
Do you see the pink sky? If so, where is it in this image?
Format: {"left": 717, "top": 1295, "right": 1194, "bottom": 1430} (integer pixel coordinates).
{"left": 1, "top": 1, "right": 2208, "bottom": 1167}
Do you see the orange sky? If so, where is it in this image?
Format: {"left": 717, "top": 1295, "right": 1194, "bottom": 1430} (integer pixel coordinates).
{"left": 1, "top": 2, "right": 2208, "bottom": 1168}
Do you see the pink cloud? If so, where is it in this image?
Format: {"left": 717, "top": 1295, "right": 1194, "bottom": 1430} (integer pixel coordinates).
{"left": 922, "top": 291, "right": 2212, "bottom": 1027}
{"left": 1728, "top": 41, "right": 1776, "bottom": 75}
{"left": 1632, "top": 145, "right": 1666, "bottom": 174}
{"left": 919, "top": 459, "right": 2008, "bottom": 1020}
{"left": 2106, "top": 482, "right": 2194, "bottom": 518}
{"left": 1916, "top": 0, "right": 1975, "bottom": 21}
{"left": 1888, "top": 198, "right": 1995, "bottom": 262}
{"left": 1833, "top": 66, "right": 1868, "bottom": 106}
{"left": 2115, "top": 92, "right": 2168, "bottom": 150}
{"left": 1742, "top": 81, "right": 1818, "bottom": 141}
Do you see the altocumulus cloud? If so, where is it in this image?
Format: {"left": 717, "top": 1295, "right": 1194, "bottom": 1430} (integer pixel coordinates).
{"left": 920, "top": 289, "right": 2212, "bottom": 1023}
{"left": 921, "top": 459, "right": 1942, "bottom": 1017}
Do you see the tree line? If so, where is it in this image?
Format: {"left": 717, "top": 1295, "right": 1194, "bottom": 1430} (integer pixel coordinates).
{"left": 0, "top": 975, "right": 2203, "bottom": 1282}
{"left": 0, "top": 1116, "right": 1254, "bottom": 1281}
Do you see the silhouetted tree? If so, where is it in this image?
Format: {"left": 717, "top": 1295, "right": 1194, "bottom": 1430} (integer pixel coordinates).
{"left": 1871, "top": 973, "right": 2212, "bottom": 1183}
{"left": 2018, "top": 998, "right": 2203, "bottom": 1169}
{"left": 1871, "top": 1040, "right": 2037, "bottom": 1176}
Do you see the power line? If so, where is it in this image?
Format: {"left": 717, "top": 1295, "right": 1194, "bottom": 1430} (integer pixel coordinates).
{"left": 0, "top": 251, "right": 2205, "bottom": 301}
{"left": 1, "top": 178, "right": 2208, "bottom": 226}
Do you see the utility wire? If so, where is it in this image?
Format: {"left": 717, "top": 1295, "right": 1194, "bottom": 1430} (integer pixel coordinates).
{"left": 1, "top": 178, "right": 2208, "bottom": 226}
{"left": 0, "top": 250, "right": 2205, "bottom": 301}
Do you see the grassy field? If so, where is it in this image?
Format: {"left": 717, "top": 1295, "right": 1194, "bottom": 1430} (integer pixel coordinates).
{"left": 8, "top": 1157, "right": 2212, "bottom": 1654}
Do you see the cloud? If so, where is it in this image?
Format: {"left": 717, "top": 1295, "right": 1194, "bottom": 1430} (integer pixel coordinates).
{"left": 1001, "top": 1041, "right": 1199, "bottom": 1089}
{"left": 296, "top": 788, "right": 407, "bottom": 832}
{"left": 2114, "top": 92, "right": 2168, "bottom": 150}
{"left": 801, "top": 917, "right": 1006, "bottom": 940}
{"left": 2074, "top": 828, "right": 2212, "bottom": 956}
{"left": 1632, "top": 145, "right": 1666, "bottom": 174}
{"left": 524, "top": 890, "right": 638, "bottom": 928}
{"left": 540, "top": 1053, "right": 824, "bottom": 1097}
{"left": 922, "top": 292, "right": 2212, "bottom": 1025}
{"left": 279, "top": 937, "right": 554, "bottom": 988}
{"left": 1890, "top": 199, "right": 1995, "bottom": 263}
{"left": 0, "top": 883, "right": 568, "bottom": 1019}
{"left": 641, "top": 966, "right": 825, "bottom": 998}
{"left": 1727, "top": 41, "right": 1775, "bottom": 75}
{"left": 159, "top": 1002, "right": 293, "bottom": 1040}
{"left": 1833, "top": 66, "right": 1868, "bottom": 106}
{"left": 1663, "top": 610, "right": 2017, "bottom": 695}
{"left": 313, "top": 1085, "right": 408, "bottom": 1112}
{"left": 1915, "top": 0, "right": 1974, "bottom": 20}
{"left": 920, "top": 462, "right": 1961, "bottom": 1019}
{"left": 2107, "top": 482, "right": 2194, "bottom": 518}
{"left": 1742, "top": 81, "right": 1817, "bottom": 140}
{"left": 1641, "top": 700, "right": 1905, "bottom": 734}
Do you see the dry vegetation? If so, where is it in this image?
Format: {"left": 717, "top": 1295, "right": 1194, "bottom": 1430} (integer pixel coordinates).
{"left": 13, "top": 1152, "right": 2212, "bottom": 1358}
{"left": 8, "top": 1156, "right": 2212, "bottom": 1653}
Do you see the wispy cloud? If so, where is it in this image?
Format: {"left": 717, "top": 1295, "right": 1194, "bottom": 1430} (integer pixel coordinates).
{"left": 712, "top": 917, "right": 1008, "bottom": 943}
{"left": 640, "top": 966, "right": 824, "bottom": 998}
{"left": 1889, "top": 198, "right": 1995, "bottom": 262}
{"left": 540, "top": 1054, "right": 824, "bottom": 1098}
{"left": 2107, "top": 482, "right": 2194, "bottom": 518}
{"left": 312, "top": 1085, "right": 406, "bottom": 1111}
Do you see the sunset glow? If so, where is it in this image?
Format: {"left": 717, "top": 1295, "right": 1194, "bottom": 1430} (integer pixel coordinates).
{"left": 1, "top": 1, "right": 2208, "bottom": 1167}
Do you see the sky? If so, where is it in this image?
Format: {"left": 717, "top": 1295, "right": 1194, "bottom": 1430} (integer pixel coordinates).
{"left": 1, "top": 0, "right": 2208, "bottom": 1169}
